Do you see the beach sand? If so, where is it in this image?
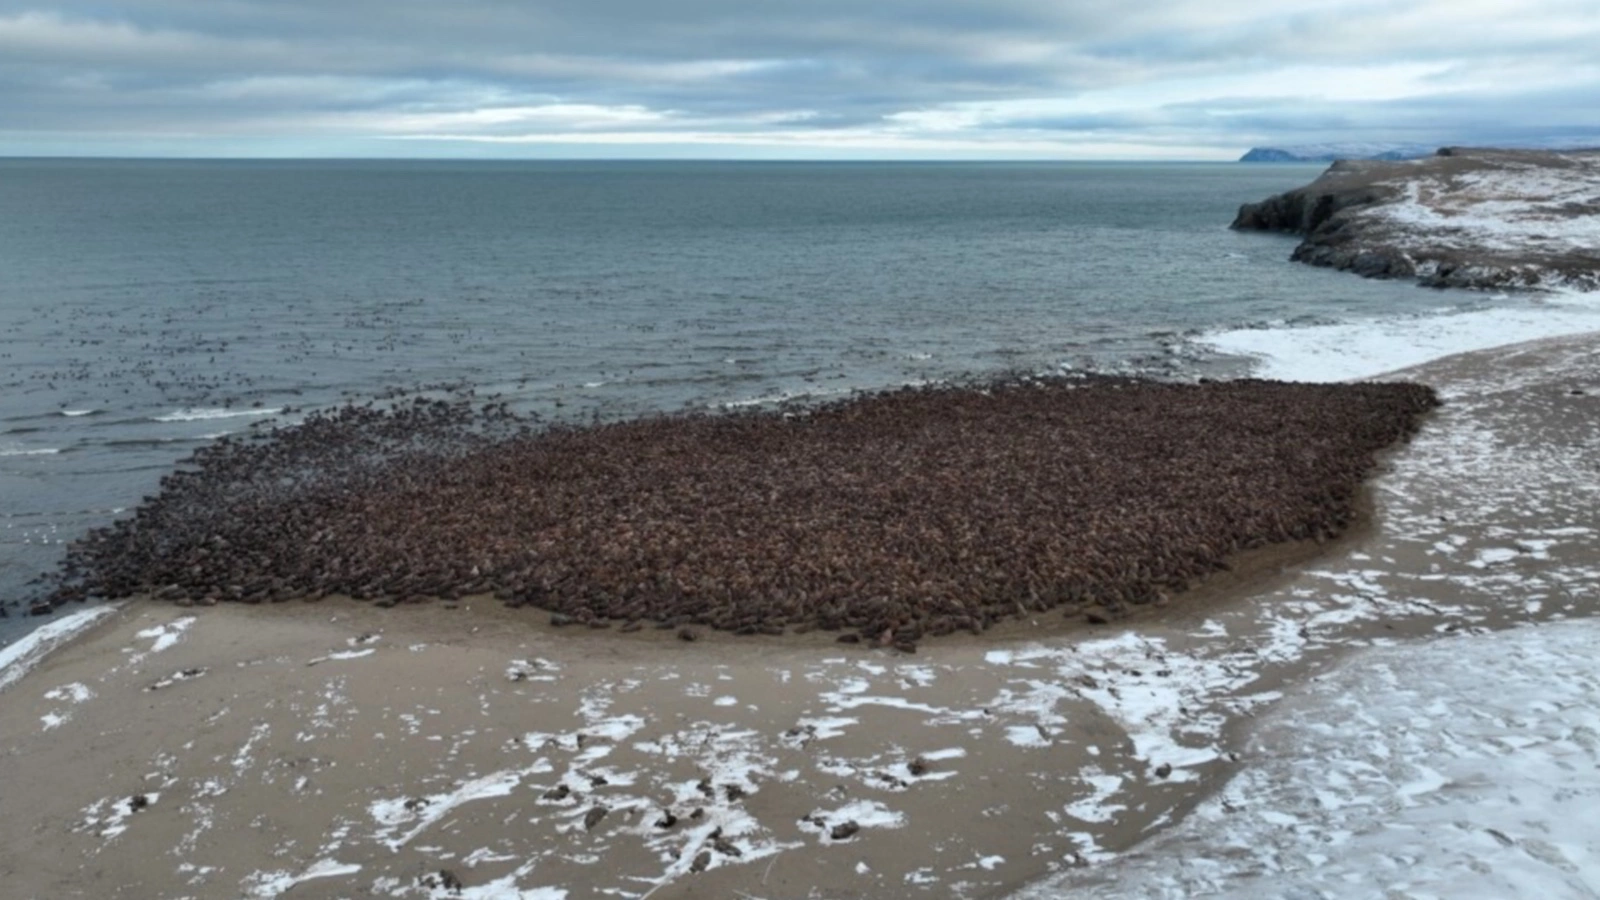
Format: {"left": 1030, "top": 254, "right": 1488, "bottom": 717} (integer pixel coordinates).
{"left": 1, "top": 332, "right": 1596, "bottom": 900}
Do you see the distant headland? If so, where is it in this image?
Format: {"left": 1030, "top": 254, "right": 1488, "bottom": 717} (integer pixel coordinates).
{"left": 1232, "top": 147, "right": 1600, "bottom": 292}
{"left": 1239, "top": 144, "right": 1436, "bottom": 163}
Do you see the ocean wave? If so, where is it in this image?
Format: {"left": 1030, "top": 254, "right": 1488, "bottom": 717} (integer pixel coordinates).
{"left": 0, "top": 447, "right": 62, "bottom": 457}
{"left": 104, "top": 437, "right": 202, "bottom": 447}
{"left": 1196, "top": 292, "right": 1600, "bottom": 382}
{"left": 714, "top": 382, "right": 920, "bottom": 410}
{"left": 59, "top": 409, "right": 100, "bottom": 418}
{"left": 151, "top": 407, "right": 283, "bottom": 423}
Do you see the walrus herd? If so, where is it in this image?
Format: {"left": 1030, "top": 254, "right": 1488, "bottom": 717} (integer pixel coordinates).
{"left": 37, "top": 375, "right": 1438, "bottom": 649}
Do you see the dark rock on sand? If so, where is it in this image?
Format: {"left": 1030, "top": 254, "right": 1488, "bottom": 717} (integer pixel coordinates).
{"left": 829, "top": 821, "right": 861, "bottom": 841}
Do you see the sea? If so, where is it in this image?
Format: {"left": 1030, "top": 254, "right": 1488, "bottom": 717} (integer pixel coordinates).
{"left": 4, "top": 159, "right": 1600, "bottom": 646}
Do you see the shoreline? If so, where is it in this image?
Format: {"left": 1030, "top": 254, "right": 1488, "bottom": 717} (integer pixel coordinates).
{"left": 35, "top": 376, "right": 1435, "bottom": 647}
{"left": 1, "top": 331, "right": 1595, "bottom": 899}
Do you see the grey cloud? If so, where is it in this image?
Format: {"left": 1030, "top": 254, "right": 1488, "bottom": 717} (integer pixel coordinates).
{"left": 1, "top": 0, "right": 1597, "bottom": 156}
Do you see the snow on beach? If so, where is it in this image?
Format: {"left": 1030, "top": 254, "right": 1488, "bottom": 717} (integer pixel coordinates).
{"left": 1036, "top": 310, "right": 1600, "bottom": 892}
{"left": 0, "top": 327, "right": 1593, "bottom": 899}
{"left": 0, "top": 605, "right": 119, "bottom": 692}
{"left": 1200, "top": 288, "right": 1600, "bottom": 382}
{"left": 3, "top": 182, "right": 1598, "bottom": 897}
{"left": 1015, "top": 618, "right": 1600, "bottom": 900}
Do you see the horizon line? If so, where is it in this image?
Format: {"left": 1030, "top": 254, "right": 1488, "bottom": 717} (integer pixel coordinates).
{"left": 0, "top": 154, "right": 1275, "bottom": 164}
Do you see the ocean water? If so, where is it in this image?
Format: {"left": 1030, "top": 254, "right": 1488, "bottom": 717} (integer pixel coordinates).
{"left": 1, "top": 159, "right": 1592, "bottom": 638}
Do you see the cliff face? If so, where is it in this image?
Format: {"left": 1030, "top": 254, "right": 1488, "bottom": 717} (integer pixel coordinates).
{"left": 1232, "top": 149, "right": 1600, "bottom": 291}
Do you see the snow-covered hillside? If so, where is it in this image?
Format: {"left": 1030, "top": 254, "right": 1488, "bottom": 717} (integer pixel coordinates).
{"left": 1233, "top": 149, "right": 1600, "bottom": 291}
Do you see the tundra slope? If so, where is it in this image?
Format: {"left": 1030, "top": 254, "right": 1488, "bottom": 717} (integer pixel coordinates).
{"left": 1233, "top": 148, "right": 1600, "bottom": 292}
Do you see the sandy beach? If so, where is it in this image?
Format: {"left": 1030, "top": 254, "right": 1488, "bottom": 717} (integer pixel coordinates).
{"left": 1, "top": 332, "right": 1597, "bottom": 899}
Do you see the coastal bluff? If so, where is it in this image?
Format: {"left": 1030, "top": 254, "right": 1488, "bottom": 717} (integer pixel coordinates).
{"left": 1232, "top": 147, "right": 1600, "bottom": 291}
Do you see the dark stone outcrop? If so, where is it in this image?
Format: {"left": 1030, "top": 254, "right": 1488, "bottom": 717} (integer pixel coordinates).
{"left": 1230, "top": 159, "right": 1400, "bottom": 234}
{"left": 1232, "top": 148, "right": 1600, "bottom": 292}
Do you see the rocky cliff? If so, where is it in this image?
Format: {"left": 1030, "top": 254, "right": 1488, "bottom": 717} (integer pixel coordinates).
{"left": 1232, "top": 148, "right": 1600, "bottom": 291}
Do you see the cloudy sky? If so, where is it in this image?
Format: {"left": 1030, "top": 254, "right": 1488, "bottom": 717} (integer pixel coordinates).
{"left": 3, "top": 0, "right": 1598, "bottom": 159}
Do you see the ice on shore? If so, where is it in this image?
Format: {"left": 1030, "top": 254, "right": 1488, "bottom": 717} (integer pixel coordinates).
{"left": 0, "top": 605, "right": 119, "bottom": 692}
{"left": 1013, "top": 618, "right": 1600, "bottom": 899}
{"left": 1200, "top": 289, "right": 1600, "bottom": 383}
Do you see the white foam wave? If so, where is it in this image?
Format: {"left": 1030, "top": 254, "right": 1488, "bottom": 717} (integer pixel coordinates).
{"left": 1199, "top": 292, "right": 1600, "bottom": 382}
{"left": 0, "top": 446, "right": 61, "bottom": 457}
{"left": 59, "top": 409, "right": 99, "bottom": 417}
{"left": 151, "top": 407, "right": 282, "bottom": 423}
{"left": 0, "top": 606, "right": 120, "bottom": 693}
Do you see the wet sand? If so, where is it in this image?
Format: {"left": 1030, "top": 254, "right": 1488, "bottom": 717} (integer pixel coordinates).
{"left": 1, "top": 333, "right": 1596, "bottom": 900}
